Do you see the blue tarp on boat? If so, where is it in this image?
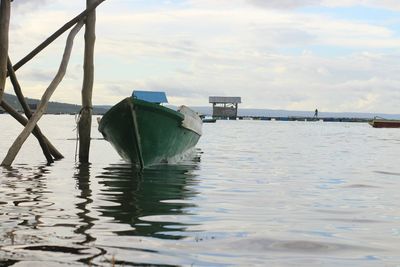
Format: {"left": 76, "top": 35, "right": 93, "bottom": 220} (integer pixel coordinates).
{"left": 132, "top": 91, "right": 168, "bottom": 104}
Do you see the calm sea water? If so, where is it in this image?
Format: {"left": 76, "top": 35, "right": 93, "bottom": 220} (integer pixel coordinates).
{"left": 0, "top": 115, "right": 400, "bottom": 266}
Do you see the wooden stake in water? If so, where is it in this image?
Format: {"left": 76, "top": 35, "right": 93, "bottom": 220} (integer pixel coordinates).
{"left": 78, "top": 0, "right": 97, "bottom": 163}
{"left": 0, "top": 0, "right": 10, "bottom": 102}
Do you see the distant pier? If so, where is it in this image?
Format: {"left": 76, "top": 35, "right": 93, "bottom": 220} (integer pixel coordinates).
{"left": 235, "top": 116, "right": 371, "bottom": 123}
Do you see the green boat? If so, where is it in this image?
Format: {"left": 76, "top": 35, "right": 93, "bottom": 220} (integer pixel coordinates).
{"left": 98, "top": 91, "right": 202, "bottom": 169}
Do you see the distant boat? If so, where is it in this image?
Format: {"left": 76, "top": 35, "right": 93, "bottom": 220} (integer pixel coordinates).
{"left": 242, "top": 117, "right": 253, "bottom": 120}
{"left": 202, "top": 116, "right": 216, "bottom": 123}
{"left": 369, "top": 117, "right": 400, "bottom": 128}
{"left": 98, "top": 91, "right": 202, "bottom": 169}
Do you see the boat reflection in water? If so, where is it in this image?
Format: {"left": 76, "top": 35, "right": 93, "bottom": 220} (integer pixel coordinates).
{"left": 94, "top": 154, "right": 201, "bottom": 240}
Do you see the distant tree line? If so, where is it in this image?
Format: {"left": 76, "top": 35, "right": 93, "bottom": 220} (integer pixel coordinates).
{"left": 0, "top": 93, "right": 109, "bottom": 115}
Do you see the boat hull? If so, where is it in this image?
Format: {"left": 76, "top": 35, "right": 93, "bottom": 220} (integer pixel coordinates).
{"left": 202, "top": 118, "right": 216, "bottom": 123}
{"left": 369, "top": 119, "right": 400, "bottom": 128}
{"left": 98, "top": 97, "right": 202, "bottom": 168}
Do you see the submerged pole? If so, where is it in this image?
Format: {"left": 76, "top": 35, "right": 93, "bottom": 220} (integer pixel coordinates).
{"left": 0, "top": 0, "right": 10, "bottom": 101}
{"left": 78, "top": 0, "right": 96, "bottom": 163}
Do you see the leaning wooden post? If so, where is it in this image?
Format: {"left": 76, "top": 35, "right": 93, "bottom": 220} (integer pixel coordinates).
{"left": 0, "top": 100, "right": 63, "bottom": 159}
{"left": 8, "top": 56, "right": 64, "bottom": 160}
{"left": 7, "top": 57, "right": 54, "bottom": 163}
{"left": 78, "top": 0, "right": 96, "bottom": 163}
{"left": 1, "top": 21, "right": 84, "bottom": 167}
{"left": 0, "top": 0, "right": 11, "bottom": 101}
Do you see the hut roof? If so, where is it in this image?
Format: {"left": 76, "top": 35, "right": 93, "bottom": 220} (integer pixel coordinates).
{"left": 132, "top": 91, "right": 168, "bottom": 103}
{"left": 209, "top": 96, "right": 241, "bottom": 104}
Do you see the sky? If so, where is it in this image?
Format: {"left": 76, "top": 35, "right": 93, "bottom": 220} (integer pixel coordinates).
{"left": 5, "top": 0, "right": 400, "bottom": 113}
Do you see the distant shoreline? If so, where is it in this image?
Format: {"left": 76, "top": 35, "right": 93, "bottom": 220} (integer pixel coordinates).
{"left": 2, "top": 93, "right": 399, "bottom": 120}
{"left": 0, "top": 112, "right": 371, "bottom": 123}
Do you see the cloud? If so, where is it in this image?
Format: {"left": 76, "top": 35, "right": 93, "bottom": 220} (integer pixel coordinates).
{"left": 249, "top": 0, "right": 400, "bottom": 10}
{"left": 248, "top": 0, "right": 321, "bottom": 9}
{"left": 11, "top": 0, "right": 52, "bottom": 13}
{"left": 22, "top": 69, "right": 55, "bottom": 82}
{"left": 321, "top": 0, "right": 400, "bottom": 10}
{"left": 203, "top": 0, "right": 400, "bottom": 10}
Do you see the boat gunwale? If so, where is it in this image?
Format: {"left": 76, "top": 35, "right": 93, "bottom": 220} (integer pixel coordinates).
{"left": 99, "top": 97, "right": 185, "bottom": 131}
{"left": 132, "top": 97, "right": 185, "bottom": 121}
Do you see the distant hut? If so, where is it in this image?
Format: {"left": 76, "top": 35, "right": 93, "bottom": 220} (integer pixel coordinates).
{"left": 209, "top": 96, "right": 241, "bottom": 120}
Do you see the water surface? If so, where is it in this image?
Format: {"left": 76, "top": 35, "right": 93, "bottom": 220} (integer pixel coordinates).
{"left": 0, "top": 116, "right": 399, "bottom": 266}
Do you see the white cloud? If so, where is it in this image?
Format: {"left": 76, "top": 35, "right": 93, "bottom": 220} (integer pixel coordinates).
{"left": 321, "top": 0, "right": 400, "bottom": 10}
{"left": 190, "top": 0, "right": 400, "bottom": 10}
{"left": 249, "top": 0, "right": 321, "bottom": 9}
{"left": 11, "top": 0, "right": 51, "bottom": 12}
{"left": 248, "top": 0, "right": 400, "bottom": 10}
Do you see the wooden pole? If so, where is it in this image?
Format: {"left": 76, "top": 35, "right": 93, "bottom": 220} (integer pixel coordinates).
{"left": 1, "top": 21, "right": 84, "bottom": 167}
{"left": 11, "top": 0, "right": 105, "bottom": 73}
{"left": 78, "top": 0, "right": 96, "bottom": 163}
{"left": 0, "top": 100, "right": 63, "bottom": 160}
{"left": 0, "top": 0, "right": 10, "bottom": 101}
{"left": 7, "top": 57, "right": 54, "bottom": 163}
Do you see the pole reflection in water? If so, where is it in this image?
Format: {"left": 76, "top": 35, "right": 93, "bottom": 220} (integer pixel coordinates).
{"left": 74, "top": 163, "right": 108, "bottom": 266}
{"left": 95, "top": 157, "right": 201, "bottom": 240}
{"left": 0, "top": 165, "right": 49, "bottom": 238}
{"left": 74, "top": 163, "right": 97, "bottom": 245}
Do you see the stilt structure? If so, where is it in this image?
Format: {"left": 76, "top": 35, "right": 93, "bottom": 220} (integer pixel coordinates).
{"left": 78, "top": 0, "right": 97, "bottom": 164}
{"left": 209, "top": 96, "right": 242, "bottom": 120}
{"left": 0, "top": 0, "right": 106, "bottom": 167}
{"left": 0, "top": 0, "right": 10, "bottom": 102}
